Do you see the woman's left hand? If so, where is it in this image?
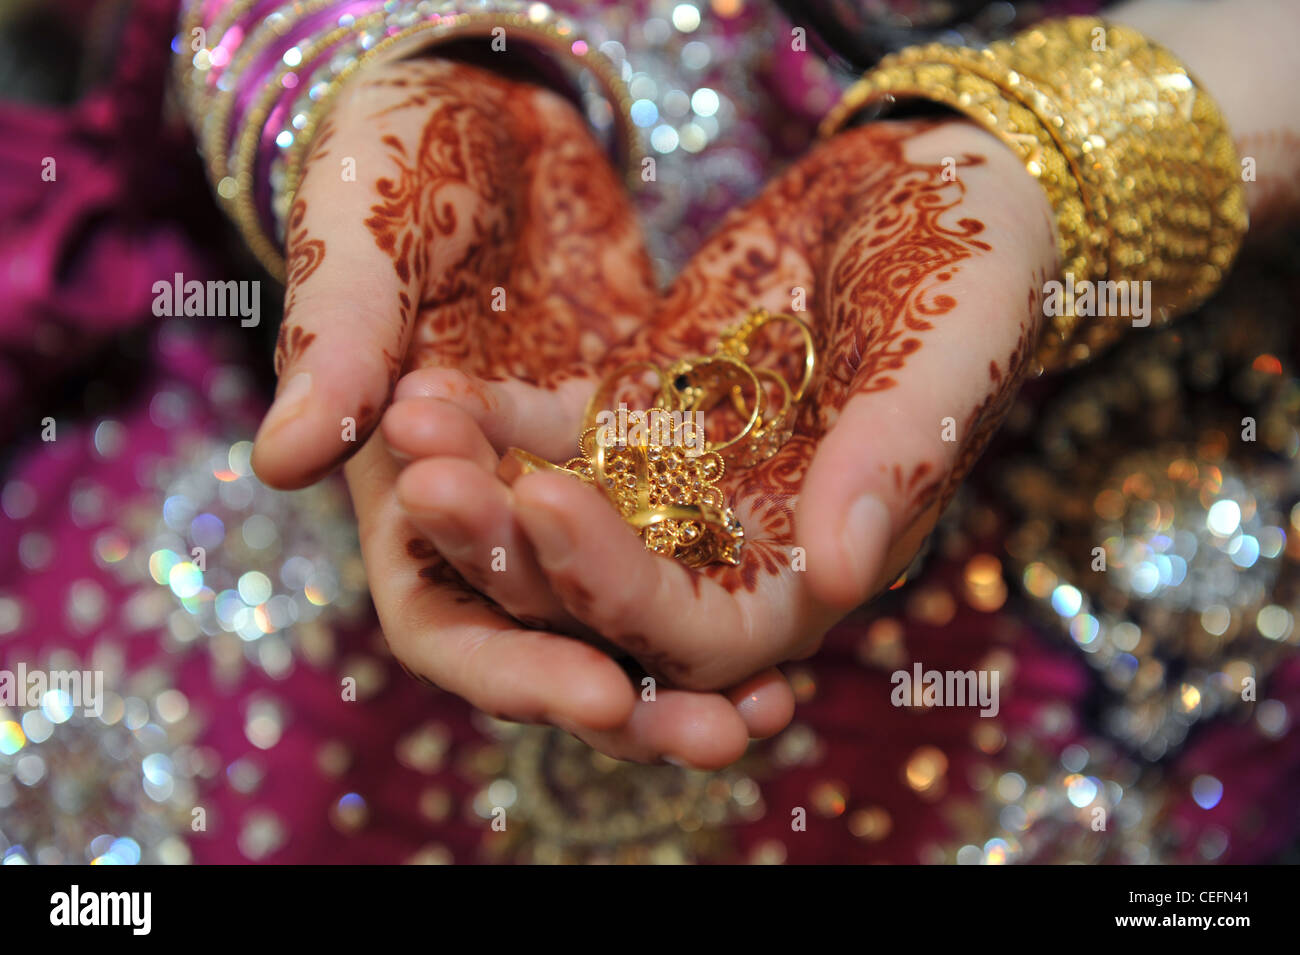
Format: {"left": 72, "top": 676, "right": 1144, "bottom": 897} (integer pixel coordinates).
{"left": 389, "top": 117, "right": 1060, "bottom": 692}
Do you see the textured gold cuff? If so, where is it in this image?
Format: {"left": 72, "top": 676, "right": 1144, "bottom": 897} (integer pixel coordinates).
{"left": 821, "top": 17, "right": 1249, "bottom": 371}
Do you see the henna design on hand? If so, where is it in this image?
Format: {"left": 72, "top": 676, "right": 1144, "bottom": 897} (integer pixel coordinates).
{"left": 597, "top": 123, "right": 1036, "bottom": 594}
{"left": 406, "top": 536, "right": 486, "bottom": 607}
{"left": 356, "top": 61, "right": 652, "bottom": 384}
{"left": 333, "top": 60, "right": 657, "bottom": 618}
{"left": 336, "top": 67, "right": 1048, "bottom": 683}
{"left": 274, "top": 197, "right": 326, "bottom": 374}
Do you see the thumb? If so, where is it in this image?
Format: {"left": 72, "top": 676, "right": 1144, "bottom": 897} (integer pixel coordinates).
{"left": 251, "top": 189, "right": 409, "bottom": 490}
{"left": 797, "top": 279, "right": 1038, "bottom": 610}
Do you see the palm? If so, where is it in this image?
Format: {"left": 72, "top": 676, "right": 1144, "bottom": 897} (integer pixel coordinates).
{"left": 393, "top": 118, "right": 1058, "bottom": 690}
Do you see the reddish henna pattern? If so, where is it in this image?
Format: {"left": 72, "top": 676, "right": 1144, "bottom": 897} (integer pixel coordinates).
{"left": 894, "top": 461, "right": 941, "bottom": 521}
{"left": 336, "top": 60, "right": 657, "bottom": 637}
{"left": 923, "top": 269, "right": 1045, "bottom": 520}
{"left": 596, "top": 123, "right": 1034, "bottom": 594}
{"left": 335, "top": 61, "right": 1047, "bottom": 685}
{"left": 274, "top": 324, "right": 315, "bottom": 376}
{"left": 285, "top": 198, "right": 327, "bottom": 289}
{"left": 302, "top": 114, "right": 338, "bottom": 176}
{"left": 703, "top": 436, "right": 814, "bottom": 594}
{"left": 405, "top": 537, "right": 484, "bottom": 606}
{"left": 357, "top": 61, "right": 652, "bottom": 383}
{"left": 275, "top": 197, "right": 327, "bottom": 374}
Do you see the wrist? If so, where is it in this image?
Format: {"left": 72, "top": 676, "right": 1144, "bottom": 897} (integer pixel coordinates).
{"left": 1109, "top": 0, "right": 1300, "bottom": 230}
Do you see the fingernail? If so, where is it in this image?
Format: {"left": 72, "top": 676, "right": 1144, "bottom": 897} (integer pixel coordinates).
{"left": 843, "top": 492, "right": 892, "bottom": 595}
{"left": 515, "top": 500, "right": 576, "bottom": 565}
{"left": 262, "top": 372, "right": 312, "bottom": 434}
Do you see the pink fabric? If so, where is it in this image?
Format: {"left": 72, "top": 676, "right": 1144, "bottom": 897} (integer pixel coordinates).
{"left": 0, "top": 0, "right": 210, "bottom": 437}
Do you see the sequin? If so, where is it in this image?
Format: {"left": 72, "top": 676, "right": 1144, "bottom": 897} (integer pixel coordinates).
{"left": 1191, "top": 775, "right": 1224, "bottom": 810}
{"left": 243, "top": 698, "right": 285, "bottom": 750}
{"left": 671, "top": 4, "right": 701, "bottom": 33}
{"left": 904, "top": 746, "right": 948, "bottom": 794}
{"left": 1, "top": 481, "right": 36, "bottom": 520}
{"left": 330, "top": 792, "right": 368, "bottom": 833}
{"left": 237, "top": 811, "right": 287, "bottom": 861}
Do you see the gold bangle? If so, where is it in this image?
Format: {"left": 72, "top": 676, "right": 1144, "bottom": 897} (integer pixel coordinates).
{"left": 201, "top": 0, "right": 344, "bottom": 191}
{"left": 821, "top": 17, "right": 1248, "bottom": 371}
{"left": 173, "top": 0, "right": 265, "bottom": 121}
{"left": 180, "top": 4, "right": 638, "bottom": 283}
{"left": 227, "top": 13, "right": 388, "bottom": 280}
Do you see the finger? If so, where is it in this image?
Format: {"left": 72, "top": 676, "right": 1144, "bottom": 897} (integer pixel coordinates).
{"left": 509, "top": 470, "right": 773, "bottom": 690}
{"left": 557, "top": 687, "right": 751, "bottom": 769}
{"left": 560, "top": 665, "right": 795, "bottom": 766}
{"left": 381, "top": 397, "right": 499, "bottom": 472}
{"left": 385, "top": 438, "right": 790, "bottom": 765}
{"left": 728, "top": 667, "right": 796, "bottom": 740}
{"left": 393, "top": 366, "right": 593, "bottom": 462}
{"left": 395, "top": 455, "right": 576, "bottom": 628}
{"left": 798, "top": 271, "right": 1036, "bottom": 610}
{"left": 344, "top": 434, "right": 635, "bottom": 730}
{"left": 251, "top": 153, "right": 414, "bottom": 490}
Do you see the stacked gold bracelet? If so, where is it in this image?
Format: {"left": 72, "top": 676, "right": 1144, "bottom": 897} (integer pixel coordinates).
{"left": 820, "top": 16, "right": 1249, "bottom": 371}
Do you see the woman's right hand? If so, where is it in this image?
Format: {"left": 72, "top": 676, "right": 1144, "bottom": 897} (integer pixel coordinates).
{"left": 250, "top": 57, "right": 795, "bottom": 767}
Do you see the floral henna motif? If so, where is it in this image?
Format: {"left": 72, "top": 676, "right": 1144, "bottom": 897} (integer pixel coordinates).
{"left": 274, "top": 323, "right": 316, "bottom": 376}
{"left": 360, "top": 67, "right": 518, "bottom": 342}
{"left": 284, "top": 199, "right": 326, "bottom": 293}
{"left": 345, "top": 61, "right": 655, "bottom": 616}
{"left": 358, "top": 61, "right": 651, "bottom": 384}
{"left": 275, "top": 198, "right": 326, "bottom": 374}
{"left": 591, "top": 123, "right": 1014, "bottom": 597}
{"left": 701, "top": 435, "right": 814, "bottom": 594}
{"left": 821, "top": 159, "right": 992, "bottom": 407}
{"left": 614, "top": 123, "right": 995, "bottom": 438}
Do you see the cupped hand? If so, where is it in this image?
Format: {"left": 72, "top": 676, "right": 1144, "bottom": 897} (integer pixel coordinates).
{"left": 387, "top": 117, "right": 1060, "bottom": 693}
{"left": 253, "top": 57, "right": 794, "bottom": 767}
